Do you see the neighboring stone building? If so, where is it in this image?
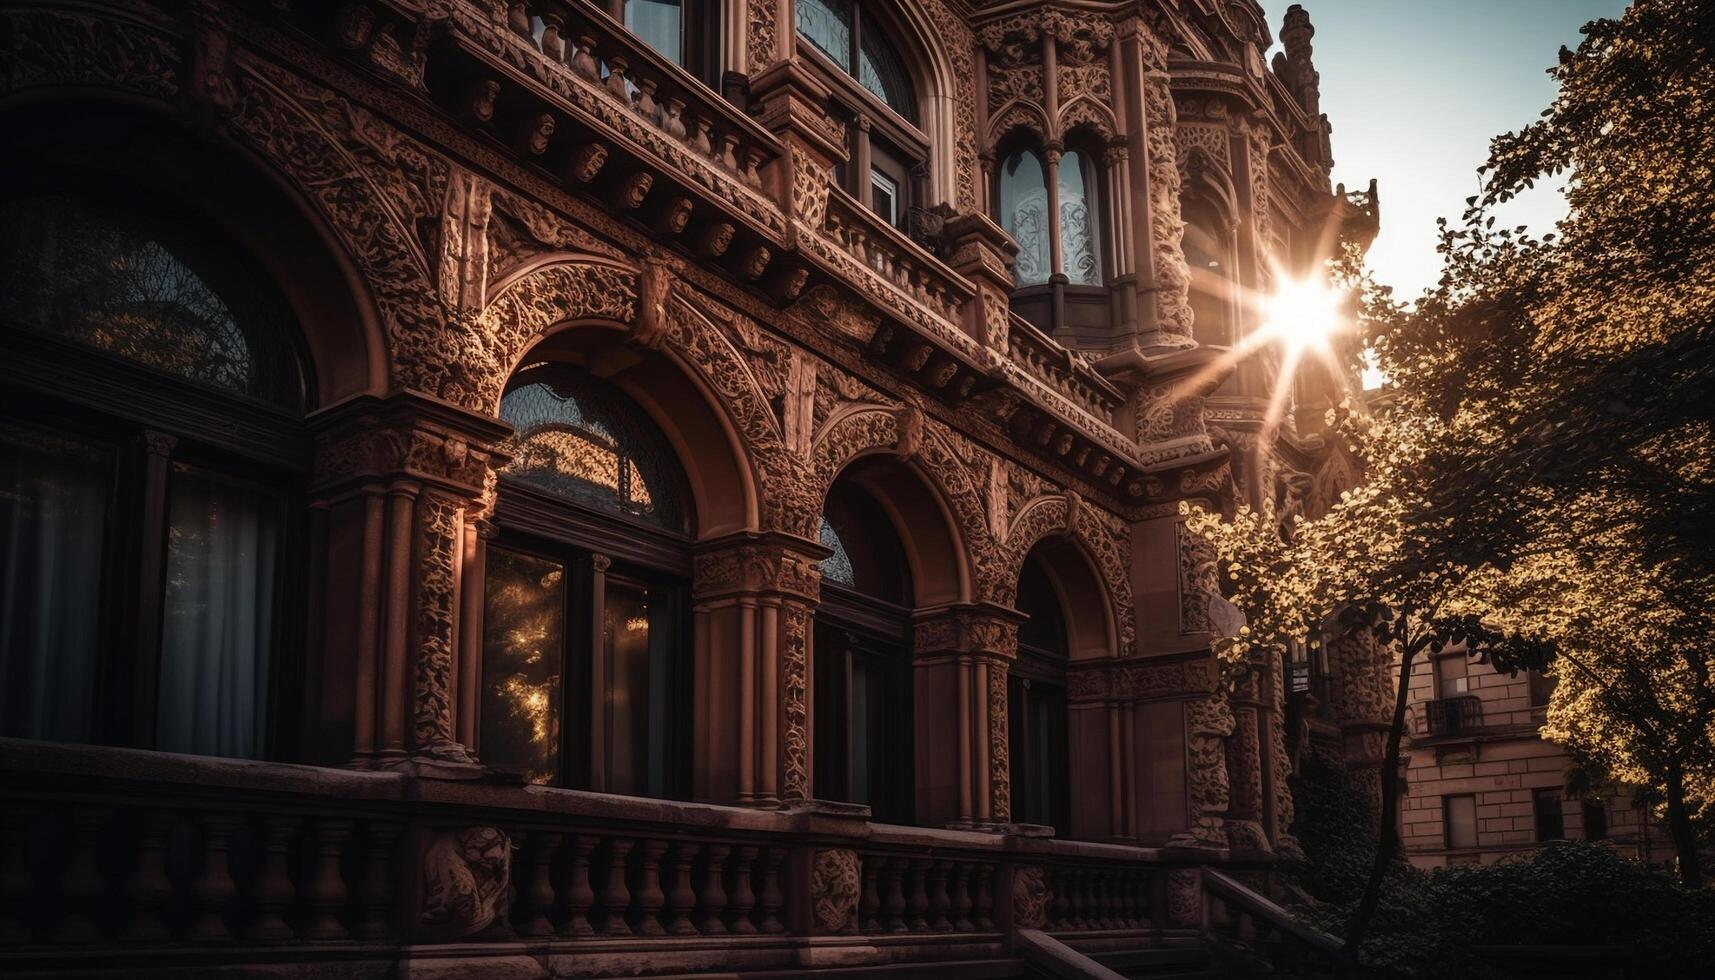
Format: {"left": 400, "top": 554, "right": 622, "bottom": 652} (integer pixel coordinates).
{"left": 1397, "top": 649, "right": 1677, "bottom": 870}
{"left": 1, "top": 0, "right": 1374, "bottom": 975}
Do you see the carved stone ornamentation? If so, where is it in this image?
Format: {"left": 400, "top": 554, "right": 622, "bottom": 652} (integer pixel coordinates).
{"left": 1011, "top": 866, "right": 1051, "bottom": 928}
{"left": 420, "top": 827, "right": 512, "bottom": 938}
{"left": 810, "top": 849, "right": 860, "bottom": 935}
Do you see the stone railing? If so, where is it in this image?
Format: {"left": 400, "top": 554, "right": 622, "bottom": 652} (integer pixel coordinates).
{"left": 449, "top": 0, "right": 785, "bottom": 231}
{"left": 2, "top": 739, "right": 1234, "bottom": 976}
{"left": 809, "top": 185, "right": 975, "bottom": 340}
{"left": 1201, "top": 867, "right": 1342, "bottom": 975}
{"left": 1005, "top": 314, "right": 1124, "bottom": 428}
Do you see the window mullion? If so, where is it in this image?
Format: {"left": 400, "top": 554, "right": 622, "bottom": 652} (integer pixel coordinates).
{"left": 128, "top": 430, "right": 176, "bottom": 748}
{"left": 589, "top": 552, "right": 612, "bottom": 791}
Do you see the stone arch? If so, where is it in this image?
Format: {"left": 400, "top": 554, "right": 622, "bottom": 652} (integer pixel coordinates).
{"left": 986, "top": 103, "right": 1053, "bottom": 157}
{"left": 808, "top": 405, "right": 1001, "bottom": 606}
{"left": 1003, "top": 494, "right": 1137, "bottom": 656}
{"left": 0, "top": 9, "right": 398, "bottom": 407}
{"left": 1058, "top": 97, "right": 1118, "bottom": 144}
{"left": 871, "top": 0, "right": 973, "bottom": 209}
{"left": 480, "top": 257, "right": 794, "bottom": 537}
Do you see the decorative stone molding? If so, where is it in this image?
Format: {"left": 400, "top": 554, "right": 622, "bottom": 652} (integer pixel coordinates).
{"left": 420, "top": 826, "right": 512, "bottom": 938}
{"left": 1066, "top": 656, "right": 1216, "bottom": 703}
{"left": 810, "top": 849, "right": 860, "bottom": 935}
{"left": 1170, "top": 693, "right": 1236, "bottom": 847}
{"left": 1011, "top": 866, "right": 1051, "bottom": 928}
{"left": 1002, "top": 492, "right": 1137, "bottom": 654}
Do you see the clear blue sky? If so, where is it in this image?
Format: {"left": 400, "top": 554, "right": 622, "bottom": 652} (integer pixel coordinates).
{"left": 1257, "top": 0, "right": 1629, "bottom": 299}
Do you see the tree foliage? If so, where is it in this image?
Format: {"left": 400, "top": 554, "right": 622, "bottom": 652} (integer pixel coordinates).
{"left": 1186, "top": 0, "right": 1714, "bottom": 959}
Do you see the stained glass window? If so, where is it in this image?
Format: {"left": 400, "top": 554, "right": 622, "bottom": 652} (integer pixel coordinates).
{"left": 0, "top": 194, "right": 302, "bottom": 407}
{"left": 1001, "top": 151, "right": 1050, "bottom": 286}
{"left": 1058, "top": 150, "right": 1102, "bottom": 285}
{"left": 858, "top": 26, "right": 913, "bottom": 118}
{"left": 500, "top": 365, "right": 689, "bottom": 531}
{"left": 796, "top": 0, "right": 853, "bottom": 71}
{"left": 796, "top": 0, "right": 915, "bottom": 120}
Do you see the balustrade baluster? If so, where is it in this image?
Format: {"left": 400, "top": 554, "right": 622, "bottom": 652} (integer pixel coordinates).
{"left": 570, "top": 35, "right": 600, "bottom": 80}
{"left": 303, "top": 819, "right": 352, "bottom": 940}
{"left": 507, "top": 2, "right": 530, "bottom": 37}
{"left": 635, "top": 78, "right": 660, "bottom": 123}
{"left": 948, "top": 862, "right": 973, "bottom": 932}
{"left": 123, "top": 809, "right": 174, "bottom": 942}
{"left": 53, "top": 805, "right": 111, "bottom": 944}
{"left": 755, "top": 847, "right": 786, "bottom": 935}
{"left": 726, "top": 845, "right": 758, "bottom": 934}
{"left": 518, "top": 830, "right": 561, "bottom": 939}
{"left": 247, "top": 816, "right": 299, "bottom": 940}
{"left": 905, "top": 859, "right": 930, "bottom": 933}
{"left": 1047, "top": 867, "right": 1069, "bottom": 929}
{"left": 188, "top": 813, "right": 241, "bottom": 942}
{"left": 598, "top": 837, "right": 634, "bottom": 936}
{"left": 604, "top": 56, "right": 631, "bottom": 101}
{"left": 353, "top": 822, "right": 399, "bottom": 940}
{"left": 662, "top": 842, "right": 698, "bottom": 935}
{"left": 694, "top": 843, "right": 730, "bottom": 935}
{"left": 880, "top": 857, "right": 907, "bottom": 932}
{"left": 926, "top": 860, "right": 951, "bottom": 932}
{"left": 633, "top": 839, "right": 667, "bottom": 936}
{"left": 558, "top": 835, "right": 597, "bottom": 937}
{"left": 971, "top": 864, "right": 995, "bottom": 931}
{"left": 538, "top": 11, "right": 565, "bottom": 60}
{"left": 859, "top": 856, "right": 881, "bottom": 933}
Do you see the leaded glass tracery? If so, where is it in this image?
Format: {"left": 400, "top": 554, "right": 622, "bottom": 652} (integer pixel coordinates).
{"left": 1001, "top": 150, "right": 1051, "bottom": 286}
{"left": 1058, "top": 150, "right": 1102, "bottom": 285}
{"left": 796, "top": 0, "right": 852, "bottom": 71}
{"left": 859, "top": 26, "right": 913, "bottom": 117}
{"left": 796, "top": 0, "right": 915, "bottom": 120}
{"left": 0, "top": 194, "right": 303, "bottom": 407}
{"left": 500, "top": 365, "right": 689, "bottom": 532}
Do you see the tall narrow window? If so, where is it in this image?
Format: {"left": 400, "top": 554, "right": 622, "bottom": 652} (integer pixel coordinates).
{"left": 1000, "top": 150, "right": 1050, "bottom": 286}
{"left": 1444, "top": 794, "right": 1478, "bottom": 849}
{"left": 1010, "top": 556, "right": 1069, "bottom": 831}
{"left": 1534, "top": 788, "right": 1566, "bottom": 842}
{"left": 814, "top": 482, "right": 913, "bottom": 823}
{"left": 0, "top": 193, "right": 308, "bottom": 760}
{"left": 482, "top": 364, "right": 691, "bottom": 797}
{"left": 1057, "top": 149, "right": 1101, "bottom": 285}
{"left": 1183, "top": 201, "right": 1233, "bottom": 347}
{"left": 1583, "top": 800, "right": 1607, "bottom": 841}
{"left": 795, "top": 0, "right": 926, "bottom": 229}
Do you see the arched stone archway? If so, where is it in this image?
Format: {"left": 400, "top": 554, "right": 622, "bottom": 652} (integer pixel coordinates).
{"left": 1003, "top": 493, "right": 1137, "bottom": 655}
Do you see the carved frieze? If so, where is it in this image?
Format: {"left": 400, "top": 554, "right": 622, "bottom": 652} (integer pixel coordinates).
{"left": 421, "top": 827, "right": 512, "bottom": 938}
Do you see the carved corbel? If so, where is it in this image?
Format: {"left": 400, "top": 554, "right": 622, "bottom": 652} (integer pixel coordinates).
{"left": 631, "top": 257, "right": 673, "bottom": 350}
{"left": 741, "top": 245, "right": 772, "bottom": 280}
{"left": 893, "top": 405, "right": 924, "bottom": 461}
{"left": 567, "top": 142, "right": 608, "bottom": 183}
{"left": 461, "top": 79, "right": 500, "bottom": 126}
{"left": 184, "top": 0, "right": 238, "bottom": 120}
{"left": 700, "top": 221, "right": 736, "bottom": 257}
{"left": 614, "top": 171, "right": 654, "bottom": 210}
{"left": 771, "top": 266, "right": 811, "bottom": 305}
{"left": 515, "top": 112, "right": 555, "bottom": 157}
{"left": 655, "top": 195, "right": 694, "bottom": 235}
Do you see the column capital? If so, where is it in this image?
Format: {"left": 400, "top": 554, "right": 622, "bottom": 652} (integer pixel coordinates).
{"left": 309, "top": 391, "right": 512, "bottom": 500}
{"left": 692, "top": 531, "right": 830, "bottom": 602}
{"left": 912, "top": 602, "right": 1024, "bottom": 661}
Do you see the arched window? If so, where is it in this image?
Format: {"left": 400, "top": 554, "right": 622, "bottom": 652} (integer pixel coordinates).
{"left": 796, "top": 0, "right": 926, "bottom": 230}
{"left": 994, "top": 137, "right": 1107, "bottom": 334}
{"left": 814, "top": 480, "right": 913, "bottom": 823}
{"left": 1057, "top": 149, "right": 1101, "bottom": 286}
{"left": 1183, "top": 199, "right": 1235, "bottom": 348}
{"left": 1000, "top": 149, "right": 1050, "bottom": 286}
{"left": 1010, "top": 555, "right": 1070, "bottom": 831}
{"left": 0, "top": 193, "right": 310, "bottom": 761}
{"left": 481, "top": 363, "right": 692, "bottom": 795}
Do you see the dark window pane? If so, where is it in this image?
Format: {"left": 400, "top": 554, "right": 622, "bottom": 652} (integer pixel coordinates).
{"left": 625, "top": 0, "right": 683, "bottom": 65}
{"left": 603, "top": 577, "right": 675, "bottom": 797}
{"left": 0, "top": 195, "right": 301, "bottom": 406}
{"left": 1017, "top": 558, "right": 1067, "bottom": 656}
{"left": 156, "top": 468, "right": 280, "bottom": 760}
{"left": 1583, "top": 800, "right": 1607, "bottom": 841}
{"left": 1058, "top": 150, "right": 1100, "bottom": 285}
{"left": 501, "top": 365, "right": 689, "bottom": 532}
{"left": 0, "top": 422, "right": 112, "bottom": 743}
{"left": 1528, "top": 669, "right": 1555, "bottom": 707}
{"left": 1534, "top": 789, "right": 1565, "bottom": 842}
{"left": 819, "top": 482, "right": 910, "bottom": 604}
{"left": 481, "top": 546, "right": 566, "bottom": 785}
{"left": 796, "top": 0, "right": 852, "bottom": 71}
{"left": 1444, "top": 794, "right": 1477, "bottom": 849}
{"left": 870, "top": 168, "right": 899, "bottom": 226}
{"left": 1000, "top": 151, "right": 1050, "bottom": 286}
{"left": 859, "top": 27, "right": 914, "bottom": 118}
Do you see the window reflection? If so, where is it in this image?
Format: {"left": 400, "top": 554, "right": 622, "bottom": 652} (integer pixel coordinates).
{"left": 625, "top": 0, "right": 683, "bottom": 65}
{"left": 1000, "top": 151, "right": 1050, "bottom": 286}
{"left": 481, "top": 546, "right": 566, "bottom": 785}
{"left": 1058, "top": 150, "right": 1101, "bottom": 285}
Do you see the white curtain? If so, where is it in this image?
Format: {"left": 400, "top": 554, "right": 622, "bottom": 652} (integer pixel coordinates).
{"left": 1058, "top": 150, "right": 1102, "bottom": 285}
{"left": 156, "top": 471, "right": 277, "bottom": 759}
{"left": 0, "top": 426, "right": 109, "bottom": 742}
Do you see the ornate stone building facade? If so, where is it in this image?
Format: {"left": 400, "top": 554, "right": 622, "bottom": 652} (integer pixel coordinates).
{"left": 0, "top": 0, "right": 1375, "bottom": 975}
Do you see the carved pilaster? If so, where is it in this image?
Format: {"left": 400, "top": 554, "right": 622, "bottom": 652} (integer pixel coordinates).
{"left": 912, "top": 604, "right": 1022, "bottom": 829}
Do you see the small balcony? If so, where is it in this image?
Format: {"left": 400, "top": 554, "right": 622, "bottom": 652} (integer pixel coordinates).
{"left": 1424, "top": 695, "right": 1484, "bottom": 737}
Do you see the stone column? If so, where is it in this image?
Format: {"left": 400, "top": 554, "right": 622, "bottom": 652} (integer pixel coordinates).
{"left": 911, "top": 604, "right": 1021, "bottom": 829}
{"left": 1329, "top": 620, "right": 1394, "bottom": 825}
{"left": 691, "top": 533, "right": 826, "bottom": 806}
{"left": 309, "top": 394, "right": 510, "bottom": 777}
{"left": 1223, "top": 665, "right": 1271, "bottom": 854}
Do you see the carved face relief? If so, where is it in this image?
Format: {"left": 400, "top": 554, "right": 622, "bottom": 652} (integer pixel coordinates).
{"left": 664, "top": 196, "right": 693, "bottom": 233}
{"left": 570, "top": 143, "right": 608, "bottom": 183}
{"left": 743, "top": 245, "right": 771, "bottom": 279}
{"left": 621, "top": 172, "right": 653, "bottom": 209}
{"left": 703, "top": 222, "right": 735, "bottom": 257}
